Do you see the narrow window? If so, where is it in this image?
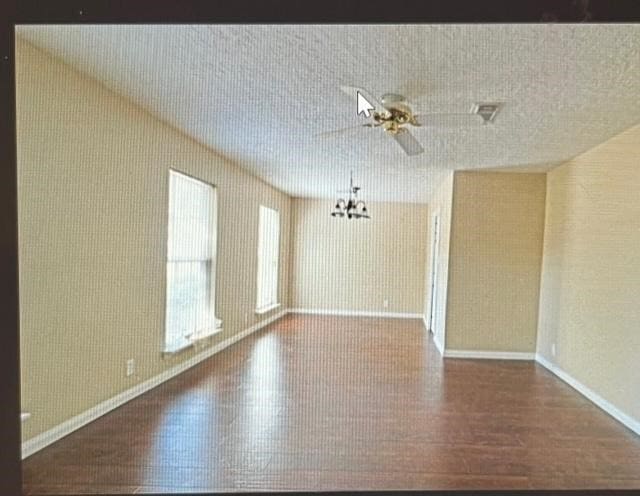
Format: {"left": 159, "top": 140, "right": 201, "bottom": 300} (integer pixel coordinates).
{"left": 256, "top": 205, "right": 280, "bottom": 313}
{"left": 165, "top": 170, "right": 221, "bottom": 352}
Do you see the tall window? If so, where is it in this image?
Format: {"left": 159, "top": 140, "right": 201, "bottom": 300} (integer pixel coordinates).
{"left": 165, "top": 170, "right": 221, "bottom": 352}
{"left": 256, "top": 205, "right": 280, "bottom": 313}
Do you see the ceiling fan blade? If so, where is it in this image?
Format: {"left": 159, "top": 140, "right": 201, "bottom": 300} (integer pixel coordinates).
{"left": 413, "top": 113, "right": 483, "bottom": 127}
{"left": 339, "top": 85, "right": 386, "bottom": 114}
{"left": 392, "top": 128, "right": 424, "bottom": 156}
{"left": 315, "top": 123, "right": 371, "bottom": 138}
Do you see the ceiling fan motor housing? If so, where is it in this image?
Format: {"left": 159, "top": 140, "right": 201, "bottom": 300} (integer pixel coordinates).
{"left": 374, "top": 105, "right": 413, "bottom": 132}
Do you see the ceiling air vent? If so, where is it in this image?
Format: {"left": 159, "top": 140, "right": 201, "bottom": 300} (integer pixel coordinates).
{"left": 471, "top": 103, "right": 502, "bottom": 124}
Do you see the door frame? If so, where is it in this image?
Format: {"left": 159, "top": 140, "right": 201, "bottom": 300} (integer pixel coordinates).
{"left": 427, "top": 211, "right": 440, "bottom": 333}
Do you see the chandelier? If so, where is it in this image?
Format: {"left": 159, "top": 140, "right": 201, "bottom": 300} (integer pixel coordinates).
{"left": 331, "top": 172, "right": 370, "bottom": 219}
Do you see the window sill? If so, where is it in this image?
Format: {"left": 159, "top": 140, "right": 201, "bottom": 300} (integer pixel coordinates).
{"left": 163, "top": 326, "right": 223, "bottom": 357}
{"left": 255, "top": 303, "right": 281, "bottom": 315}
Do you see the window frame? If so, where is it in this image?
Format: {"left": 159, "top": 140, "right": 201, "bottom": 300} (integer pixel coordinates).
{"left": 163, "top": 169, "right": 222, "bottom": 355}
{"left": 255, "top": 205, "right": 281, "bottom": 314}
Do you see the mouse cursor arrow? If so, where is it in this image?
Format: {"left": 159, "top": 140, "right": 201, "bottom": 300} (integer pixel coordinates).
{"left": 357, "top": 91, "right": 375, "bottom": 118}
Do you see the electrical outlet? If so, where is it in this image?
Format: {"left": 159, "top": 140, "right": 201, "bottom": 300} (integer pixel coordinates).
{"left": 126, "top": 359, "right": 136, "bottom": 377}
{"left": 383, "top": 299, "right": 389, "bottom": 308}
{"left": 551, "top": 344, "right": 556, "bottom": 357}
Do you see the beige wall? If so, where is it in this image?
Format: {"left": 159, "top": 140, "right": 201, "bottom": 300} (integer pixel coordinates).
{"left": 423, "top": 172, "right": 454, "bottom": 350}
{"left": 445, "top": 172, "right": 546, "bottom": 352}
{"left": 16, "top": 40, "right": 292, "bottom": 442}
{"left": 537, "top": 124, "right": 640, "bottom": 422}
{"left": 290, "top": 199, "right": 428, "bottom": 314}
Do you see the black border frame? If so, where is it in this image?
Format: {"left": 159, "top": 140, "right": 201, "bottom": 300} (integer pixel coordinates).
{"left": 2, "top": 1, "right": 640, "bottom": 496}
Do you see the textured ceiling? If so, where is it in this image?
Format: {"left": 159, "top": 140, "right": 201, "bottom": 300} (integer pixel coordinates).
{"left": 17, "top": 24, "right": 640, "bottom": 203}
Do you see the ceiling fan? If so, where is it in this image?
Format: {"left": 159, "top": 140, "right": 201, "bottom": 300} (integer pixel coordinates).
{"left": 318, "top": 85, "right": 498, "bottom": 156}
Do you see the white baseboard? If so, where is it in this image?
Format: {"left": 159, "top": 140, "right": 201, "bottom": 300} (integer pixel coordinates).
{"left": 21, "top": 309, "right": 288, "bottom": 459}
{"left": 421, "top": 315, "right": 445, "bottom": 357}
{"left": 535, "top": 353, "right": 640, "bottom": 437}
{"left": 444, "top": 349, "right": 535, "bottom": 360}
{"left": 288, "top": 308, "right": 422, "bottom": 319}
{"left": 423, "top": 314, "right": 445, "bottom": 357}
{"left": 433, "top": 334, "right": 445, "bottom": 356}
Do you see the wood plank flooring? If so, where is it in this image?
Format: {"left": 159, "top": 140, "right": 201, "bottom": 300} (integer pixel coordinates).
{"left": 22, "top": 314, "right": 640, "bottom": 493}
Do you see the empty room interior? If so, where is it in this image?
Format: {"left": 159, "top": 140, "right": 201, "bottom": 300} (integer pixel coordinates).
{"left": 15, "top": 24, "right": 640, "bottom": 493}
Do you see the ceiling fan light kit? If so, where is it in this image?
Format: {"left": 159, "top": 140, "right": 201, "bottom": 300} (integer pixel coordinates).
{"left": 331, "top": 172, "right": 370, "bottom": 220}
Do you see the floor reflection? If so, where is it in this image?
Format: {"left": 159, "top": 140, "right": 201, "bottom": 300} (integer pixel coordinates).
{"left": 237, "top": 333, "right": 286, "bottom": 438}
{"left": 143, "top": 394, "right": 221, "bottom": 486}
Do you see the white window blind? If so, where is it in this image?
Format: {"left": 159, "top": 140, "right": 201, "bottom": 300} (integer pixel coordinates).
{"left": 165, "top": 170, "right": 220, "bottom": 352}
{"left": 256, "top": 205, "right": 280, "bottom": 312}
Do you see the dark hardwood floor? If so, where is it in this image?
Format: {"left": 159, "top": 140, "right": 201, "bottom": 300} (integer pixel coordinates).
{"left": 22, "top": 314, "right": 640, "bottom": 493}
